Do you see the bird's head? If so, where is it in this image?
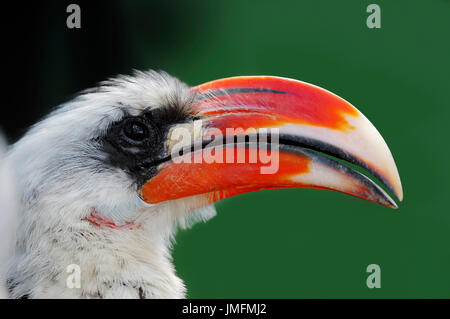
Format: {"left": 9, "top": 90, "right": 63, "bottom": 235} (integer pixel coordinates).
{"left": 6, "top": 70, "right": 402, "bottom": 298}
{"left": 12, "top": 70, "right": 402, "bottom": 227}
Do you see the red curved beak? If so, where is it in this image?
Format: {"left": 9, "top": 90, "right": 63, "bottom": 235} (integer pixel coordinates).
{"left": 141, "top": 76, "right": 403, "bottom": 209}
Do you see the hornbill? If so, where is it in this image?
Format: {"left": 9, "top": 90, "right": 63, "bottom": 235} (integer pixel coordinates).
{"left": 0, "top": 70, "right": 402, "bottom": 298}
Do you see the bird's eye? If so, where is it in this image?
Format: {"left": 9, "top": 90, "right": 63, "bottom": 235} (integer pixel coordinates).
{"left": 122, "top": 120, "right": 149, "bottom": 142}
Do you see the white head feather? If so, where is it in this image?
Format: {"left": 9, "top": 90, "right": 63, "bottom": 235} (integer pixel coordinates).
{"left": 0, "top": 134, "right": 18, "bottom": 298}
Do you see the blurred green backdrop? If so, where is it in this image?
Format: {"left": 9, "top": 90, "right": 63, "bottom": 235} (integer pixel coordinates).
{"left": 2, "top": 0, "right": 449, "bottom": 298}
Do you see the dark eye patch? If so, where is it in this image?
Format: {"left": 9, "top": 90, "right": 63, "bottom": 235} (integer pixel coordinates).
{"left": 123, "top": 121, "right": 148, "bottom": 142}
{"left": 122, "top": 118, "right": 153, "bottom": 144}
{"left": 99, "top": 107, "right": 192, "bottom": 187}
{"left": 143, "top": 103, "right": 191, "bottom": 125}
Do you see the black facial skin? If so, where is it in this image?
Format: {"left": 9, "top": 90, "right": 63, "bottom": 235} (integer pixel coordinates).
{"left": 101, "top": 106, "right": 191, "bottom": 188}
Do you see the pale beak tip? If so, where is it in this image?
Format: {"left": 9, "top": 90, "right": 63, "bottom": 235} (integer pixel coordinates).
{"left": 390, "top": 201, "right": 399, "bottom": 210}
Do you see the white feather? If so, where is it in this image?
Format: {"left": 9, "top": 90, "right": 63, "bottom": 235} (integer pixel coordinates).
{"left": 0, "top": 133, "right": 18, "bottom": 298}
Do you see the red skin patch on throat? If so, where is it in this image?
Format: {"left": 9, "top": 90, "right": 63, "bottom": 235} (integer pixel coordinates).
{"left": 85, "top": 209, "right": 135, "bottom": 230}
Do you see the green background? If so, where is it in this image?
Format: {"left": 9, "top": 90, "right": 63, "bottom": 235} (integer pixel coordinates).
{"left": 4, "top": 0, "right": 449, "bottom": 298}
{"left": 167, "top": 0, "right": 450, "bottom": 298}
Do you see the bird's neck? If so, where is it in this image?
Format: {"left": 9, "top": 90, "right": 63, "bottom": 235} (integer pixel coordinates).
{"left": 8, "top": 204, "right": 186, "bottom": 299}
